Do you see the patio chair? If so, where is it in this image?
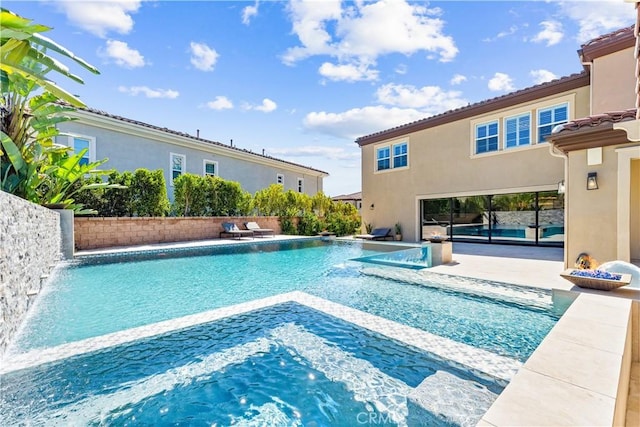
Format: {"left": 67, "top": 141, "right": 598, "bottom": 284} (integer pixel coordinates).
{"left": 220, "top": 222, "right": 254, "bottom": 240}
{"left": 244, "top": 221, "right": 274, "bottom": 237}
{"left": 354, "top": 227, "right": 393, "bottom": 241}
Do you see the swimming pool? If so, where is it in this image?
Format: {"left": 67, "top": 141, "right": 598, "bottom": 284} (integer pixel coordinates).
{"left": 3, "top": 239, "right": 569, "bottom": 425}
{"left": 11, "top": 240, "right": 561, "bottom": 362}
{"left": 452, "top": 224, "right": 564, "bottom": 239}
{"left": 0, "top": 302, "right": 507, "bottom": 426}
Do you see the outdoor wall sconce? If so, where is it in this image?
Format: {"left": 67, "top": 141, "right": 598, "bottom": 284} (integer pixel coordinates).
{"left": 370, "top": 203, "right": 375, "bottom": 210}
{"left": 587, "top": 172, "right": 598, "bottom": 190}
{"left": 557, "top": 180, "right": 565, "bottom": 194}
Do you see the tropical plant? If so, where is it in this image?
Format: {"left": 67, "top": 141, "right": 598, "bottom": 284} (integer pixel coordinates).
{"left": 0, "top": 8, "right": 99, "bottom": 107}
{"left": 1, "top": 8, "right": 106, "bottom": 211}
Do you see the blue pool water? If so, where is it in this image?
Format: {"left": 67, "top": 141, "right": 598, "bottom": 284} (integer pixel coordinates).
{"left": 453, "top": 224, "right": 564, "bottom": 239}
{"left": 14, "top": 240, "right": 561, "bottom": 362}
{"left": 1, "top": 303, "right": 503, "bottom": 426}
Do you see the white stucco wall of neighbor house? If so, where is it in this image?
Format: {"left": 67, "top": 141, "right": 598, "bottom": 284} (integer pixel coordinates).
{"left": 57, "top": 112, "right": 326, "bottom": 200}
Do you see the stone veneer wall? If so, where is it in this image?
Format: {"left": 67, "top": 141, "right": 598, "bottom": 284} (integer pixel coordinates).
{"left": 0, "top": 191, "right": 60, "bottom": 355}
{"left": 75, "top": 216, "right": 283, "bottom": 250}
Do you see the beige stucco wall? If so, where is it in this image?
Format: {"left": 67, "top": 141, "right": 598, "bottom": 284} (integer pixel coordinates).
{"left": 565, "top": 144, "right": 640, "bottom": 266}
{"left": 361, "top": 86, "right": 590, "bottom": 241}
{"left": 631, "top": 159, "right": 640, "bottom": 260}
{"left": 591, "top": 47, "right": 636, "bottom": 114}
{"left": 565, "top": 146, "right": 618, "bottom": 266}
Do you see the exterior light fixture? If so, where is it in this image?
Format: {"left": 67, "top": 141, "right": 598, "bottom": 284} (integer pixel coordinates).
{"left": 370, "top": 203, "right": 375, "bottom": 210}
{"left": 587, "top": 172, "right": 598, "bottom": 190}
{"left": 557, "top": 180, "right": 565, "bottom": 194}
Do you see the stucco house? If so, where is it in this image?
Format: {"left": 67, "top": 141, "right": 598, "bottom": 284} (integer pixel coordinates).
{"left": 332, "top": 191, "right": 362, "bottom": 210}
{"left": 356, "top": 25, "right": 639, "bottom": 267}
{"left": 56, "top": 107, "right": 328, "bottom": 200}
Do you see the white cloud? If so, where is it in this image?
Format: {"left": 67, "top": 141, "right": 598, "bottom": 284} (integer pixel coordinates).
{"left": 375, "top": 83, "right": 467, "bottom": 112}
{"left": 531, "top": 21, "right": 564, "bottom": 46}
{"left": 268, "top": 146, "right": 360, "bottom": 161}
{"left": 206, "top": 96, "right": 234, "bottom": 110}
{"left": 394, "top": 64, "right": 408, "bottom": 75}
{"left": 319, "top": 62, "right": 379, "bottom": 82}
{"left": 53, "top": 0, "right": 142, "bottom": 38}
{"left": 488, "top": 72, "right": 514, "bottom": 92}
{"left": 118, "top": 86, "right": 179, "bottom": 99}
{"left": 102, "top": 40, "right": 145, "bottom": 68}
{"left": 304, "top": 106, "right": 426, "bottom": 140}
{"left": 483, "top": 25, "right": 518, "bottom": 42}
{"left": 244, "top": 98, "right": 277, "bottom": 113}
{"left": 242, "top": 1, "right": 259, "bottom": 25}
{"left": 450, "top": 74, "right": 467, "bottom": 85}
{"left": 558, "top": 0, "right": 634, "bottom": 42}
{"left": 283, "top": 0, "right": 457, "bottom": 80}
{"left": 189, "top": 42, "right": 219, "bottom": 72}
{"left": 530, "top": 69, "right": 558, "bottom": 85}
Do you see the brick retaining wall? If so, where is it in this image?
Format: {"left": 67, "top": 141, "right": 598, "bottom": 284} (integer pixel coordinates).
{"left": 75, "top": 216, "right": 283, "bottom": 250}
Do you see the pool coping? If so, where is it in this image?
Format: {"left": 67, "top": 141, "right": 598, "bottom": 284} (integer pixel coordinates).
{"left": 478, "top": 291, "right": 635, "bottom": 426}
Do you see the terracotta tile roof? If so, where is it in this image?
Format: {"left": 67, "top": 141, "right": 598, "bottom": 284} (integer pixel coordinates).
{"left": 579, "top": 25, "right": 635, "bottom": 62}
{"left": 581, "top": 25, "right": 634, "bottom": 49}
{"left": 553, "top": 108, "right": 637, "bottom": 134}
{"left": 75, "top": 106, "right": 329, "bottom": 176}
{"left": 332, "top": 191, "right": 362, "bottom": 201}
{"left": 356, "top": 72, "right": 589, "bottom": 146}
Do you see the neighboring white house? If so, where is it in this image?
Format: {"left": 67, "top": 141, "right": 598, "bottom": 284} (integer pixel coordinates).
{"left": 56, "top": 107, "right": 328, "bottom": 199}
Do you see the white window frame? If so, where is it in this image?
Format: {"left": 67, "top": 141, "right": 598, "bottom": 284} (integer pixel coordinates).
{"left": 277, "top": 173, "right": 284, "bottom": 185}
{"left": 536, "top": 102, "right": 569, "bottom": 143}
{"left": 375, "top": 140, "right": 409, "bottom": 173}
{"left": 376, "top": 146, "right": 391, "bottom": 171}
{"left": 297, "top": 177, "right": 304, "bottom": 193}
{"left": 392, "top": 141, "right": 409, "bottom": 169}
{"left": 203, "top": 159, "right": 218, "bottom": 177}
{"left": 170, "top": 152, "right": 186, "bottom": 186}
{"left": 475, "top": 121, "right": 499, "bottom": 154}
{"left": 503, "top": 113, "right": 531, "bottom": 149}
{"left": 65, "top": 135, "right": 96, "bottom": 164}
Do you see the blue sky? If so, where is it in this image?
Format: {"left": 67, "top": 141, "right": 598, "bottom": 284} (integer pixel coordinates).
{"left": 6, "top": 0, "right": 635, "bottom": 196}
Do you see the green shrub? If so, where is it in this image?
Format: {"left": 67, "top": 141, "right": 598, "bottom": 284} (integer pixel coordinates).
{"left": 103, "top": 171, "right": 134, "bottom": 217}
{"left": 279, "top": 217, "right": 297, "bottom": 235}
{"left": 297, "top": 212, "right": 324, "bottom": 236}
{"left": 131, "top": 169, "right": 169, "bottom": 216}
{"left": 173, "top": 173, "right": 207, "bottom": 216}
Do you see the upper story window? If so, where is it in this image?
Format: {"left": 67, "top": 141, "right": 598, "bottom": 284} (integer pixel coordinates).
{"left": 538, "top": 103, "right": 568, "bottom": 143}
{"left": 475, "top": 121, "right": 499, "bottom": 154}
{"left": 376, "top": 141, "right": 408, "bottom": 172}
{"left": 393, "top": 142, "right": 408, "bottom": 168}
{"left": 170, "top": 152, "right": 186, "bottom": 185}
{"left": 376, "top": 147, "right": 390, "bottom": 171}
{"left": 297, "top": 178, "right": 304, "bottom": 193}
{"left": 504, "top": 113, "right": 531, "bottom": 148}
{"left": 203, "top": 160, "right": 217, "bottom": 177}
{"left": 277, "top": 174, "right": 284, "bottom": 185}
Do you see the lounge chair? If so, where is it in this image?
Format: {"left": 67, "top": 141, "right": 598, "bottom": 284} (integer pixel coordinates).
{"left": 354, "top": 227, "right": 393, "bottom": 241}
{"left": 220, "top": 222, "right": 254, "bottom": 240}
{"left": 244, "top": 221, "right": 274, "bottom": 237}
